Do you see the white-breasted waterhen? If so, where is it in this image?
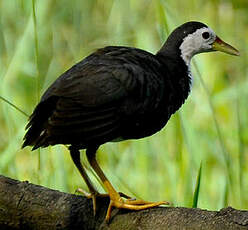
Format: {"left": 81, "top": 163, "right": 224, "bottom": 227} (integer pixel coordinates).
{"left": 23, "top": 21, "right": 239, "bottom": 222}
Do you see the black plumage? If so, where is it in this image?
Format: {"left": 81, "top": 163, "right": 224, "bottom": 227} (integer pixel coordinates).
{"left": 24, "top": 46, "right": 188, "bottom": 148}
{"left": 22, "top": 21, "right": 239, "bottom": 222}
{"left": 23, "top": 22, "right": 205, "bottom": 149}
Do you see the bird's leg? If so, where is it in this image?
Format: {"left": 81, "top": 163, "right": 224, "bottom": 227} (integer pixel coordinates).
{"left": 69, "top": 146, "right": 131, "bottom": 215}
{"left": 86, "top": 147, "right": 169, "bottom": 222}
{"left": 69, "top": 146, "right": 100, "bottom": 215}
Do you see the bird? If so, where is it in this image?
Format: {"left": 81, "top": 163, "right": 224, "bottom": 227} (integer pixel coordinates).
{"left": 22, "top": 21, "right": 239, "bottom": 222}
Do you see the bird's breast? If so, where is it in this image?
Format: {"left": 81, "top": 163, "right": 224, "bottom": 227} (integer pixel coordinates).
{"left": 120, "top": 67, "right": 191, "bottom": 140}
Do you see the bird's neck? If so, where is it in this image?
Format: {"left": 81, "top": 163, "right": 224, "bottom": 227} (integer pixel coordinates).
{"left": 156, "top": 47, "right": 193, "bottom": 85}
{"left": 157, "top": 40, "right": 193, "bottom": 86}
{"left": 156, "top": 49, "right": 192, "bottom": 113}
{"left": 179, "top": 36, "right": 198, "bottom": 66}
{"left": 157, "top": 38, "right": 194, "bottom": 66}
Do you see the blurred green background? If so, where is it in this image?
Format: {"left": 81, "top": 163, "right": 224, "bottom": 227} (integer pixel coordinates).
{"left": 0, "top": 0, "right": 247, "bottom": 210}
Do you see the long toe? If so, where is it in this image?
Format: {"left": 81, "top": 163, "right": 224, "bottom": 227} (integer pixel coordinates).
{"left": 125, "top": 199, "right": 170, "bottom": 205}
{"left": 76, "top": 188, "right": 99, "bottom": 215}
{"left": 105, "top": 198, "right": 169, "bottom": 222}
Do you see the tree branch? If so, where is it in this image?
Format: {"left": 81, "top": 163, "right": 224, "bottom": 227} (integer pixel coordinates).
{"left": 0, "top": 175, "right": 247, "bottom": 230}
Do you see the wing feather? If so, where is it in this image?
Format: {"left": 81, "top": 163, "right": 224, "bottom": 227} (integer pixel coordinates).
{"left": 23, "top": 46, "right": 164, "bottom": 149}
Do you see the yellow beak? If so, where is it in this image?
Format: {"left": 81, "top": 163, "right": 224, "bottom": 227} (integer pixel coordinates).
{"left": 212, "top": 36, "right": 240, "bottom": 56}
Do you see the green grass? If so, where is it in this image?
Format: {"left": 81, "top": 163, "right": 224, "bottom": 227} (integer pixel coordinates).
{"left": 192, "top": 162, "right": 202, "bottom": 208}
{"left": 0, "top": 0, "right": 247, "bottom": 211}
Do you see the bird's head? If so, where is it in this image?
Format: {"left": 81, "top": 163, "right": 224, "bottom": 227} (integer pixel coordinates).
{"left": 158, "top": 21, "right": 239, "bottom": 66}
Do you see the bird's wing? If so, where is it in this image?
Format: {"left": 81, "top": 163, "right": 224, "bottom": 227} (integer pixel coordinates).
{"left": 23, "top": 46, "right": 163, "bottom": 149}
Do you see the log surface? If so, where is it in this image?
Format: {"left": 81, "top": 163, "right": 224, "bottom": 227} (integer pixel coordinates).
{"left": 0, "top": 175, "right": 247, "bottom": 230}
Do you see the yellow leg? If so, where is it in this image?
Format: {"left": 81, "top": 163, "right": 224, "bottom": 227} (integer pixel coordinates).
{"left": 86, "top": 148, "right": 169, "bottom": 222}
{"left": 69, "top": 147, "right": 100, "bottom": 215}
{"left": 70, "top": 146, "right": 132, "bottom": 215}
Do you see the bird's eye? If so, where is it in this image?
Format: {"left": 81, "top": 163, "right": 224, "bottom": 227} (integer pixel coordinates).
{"left": 202, "top": 32, "right": 210, "bottom": 39}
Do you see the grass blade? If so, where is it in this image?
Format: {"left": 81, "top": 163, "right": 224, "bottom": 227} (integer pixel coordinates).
{"left": 32, "top": 0, "right": 41, "bottom": 180}
{"left": 192, "top": 162, "right": 202, "bottom": 208}
{"left": 32, "top": 0, "right": 40, "bottom": 101}
{"left": 0, "top": 95, "right": 29, "bottom": 117}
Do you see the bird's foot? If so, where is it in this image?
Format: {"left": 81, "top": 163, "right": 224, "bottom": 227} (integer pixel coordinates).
{"left": 76, "top": 188, "right": 107, "bottom": 215}
{"left": 105, "top": 196, "right": 169, "bottom": 222}
{"left": 75, "top": 188, "right": 133, "bottom": 215}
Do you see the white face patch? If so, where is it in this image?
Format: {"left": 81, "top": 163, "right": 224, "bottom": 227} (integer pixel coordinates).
{"left": 179, "top": 27, "right": 216, "bottom": 66}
